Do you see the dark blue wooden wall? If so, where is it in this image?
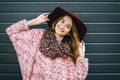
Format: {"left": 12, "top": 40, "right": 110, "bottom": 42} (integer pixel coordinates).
{"left": 0, "top": 0, "right": 120, "bottom": 80}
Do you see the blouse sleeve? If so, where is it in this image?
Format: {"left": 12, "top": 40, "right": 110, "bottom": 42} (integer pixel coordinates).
{"left": 75, "top": 41, "right": 89, "bottom": 80}
{"left": 5, "top": 19, "right": 46, "bottom": 80}
{"left": 5, "top": 19, "right": 45, "bottom": 54}
{"left": 6, "top": 19, "right": 29, "bottom": 36}
{"left": 75, "top": 57, "right": 89, "bottom": 80}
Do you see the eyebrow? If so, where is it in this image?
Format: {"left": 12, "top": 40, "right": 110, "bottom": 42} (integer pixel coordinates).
{"left": 62, "top": 18, "right": 72, "bottom": 27}
{"left": 62, "top": 18, "right": 65, "bottom": 21}
{"left": 68, "top": 24, "right": 72, "bottom": 27}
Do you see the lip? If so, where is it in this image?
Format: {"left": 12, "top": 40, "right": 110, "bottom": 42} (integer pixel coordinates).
{"left": 59, "top": 29, "right": 64, "bottom": 33}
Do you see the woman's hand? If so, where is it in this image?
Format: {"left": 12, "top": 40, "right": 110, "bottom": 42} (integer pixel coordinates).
{"left": 26, "top": 13, "right": 50, "bottom": 27}
{"left": 78, "top": 41, "right": 86, "bottom": 58}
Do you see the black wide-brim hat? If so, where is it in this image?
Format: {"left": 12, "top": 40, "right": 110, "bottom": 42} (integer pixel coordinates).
{"left": 47, "top": 7, "right": 87, "bottom": 40}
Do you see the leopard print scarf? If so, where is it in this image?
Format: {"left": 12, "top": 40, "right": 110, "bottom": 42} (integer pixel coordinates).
{"left": 39, "top": 31, "right": 73, "bottom": 59}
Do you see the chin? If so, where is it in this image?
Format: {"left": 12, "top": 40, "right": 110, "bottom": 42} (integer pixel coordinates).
{"left": 56, "top": 33, "right": 65, "bottom": 37}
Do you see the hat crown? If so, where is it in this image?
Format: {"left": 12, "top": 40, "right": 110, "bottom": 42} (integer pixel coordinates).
{"left": 69, "top": 12, "right": 79, "bottom": 18}
{"left": 56, "top": 7, "right": 79, "bottom": 18}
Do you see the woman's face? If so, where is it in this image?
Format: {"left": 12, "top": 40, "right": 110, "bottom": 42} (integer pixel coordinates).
{"left": 55, "top": 15, "right": 72, "bottom": 37}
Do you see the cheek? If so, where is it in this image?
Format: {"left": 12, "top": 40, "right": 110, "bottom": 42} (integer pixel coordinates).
{"left": 54, "top": 25, "right": 59, "bottom": 33}
{"left": 65, "top": 28, "right": 71, "bottom": 34}
{"left": 55, "top": 22, "right": 62, "bottom": 29}
{"left": 56, "top": 21, "right": 63, "bottom": 26}
{"left": 55, "top": 23, "right": 59, "bottom": 29}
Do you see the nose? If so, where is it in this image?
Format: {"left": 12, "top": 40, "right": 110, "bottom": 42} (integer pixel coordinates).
{"left": 60, "top": 24, "right": 65, "bottom": 29}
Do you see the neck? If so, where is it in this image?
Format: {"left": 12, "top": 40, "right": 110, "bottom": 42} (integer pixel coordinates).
{"left": 55, "top": 34, "right": 64, "bottom": 43}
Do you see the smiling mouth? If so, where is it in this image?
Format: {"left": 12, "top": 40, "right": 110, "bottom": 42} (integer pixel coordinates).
{"left": 59, "top": 29, "right": 64, "bottom": 33}
{"left": 61, "top": 30, "right": 64, "bottom": 32}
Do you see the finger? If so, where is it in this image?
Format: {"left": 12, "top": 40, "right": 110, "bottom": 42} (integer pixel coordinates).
{"left": 43, "top": 13, "right": 49, "bottom": 16}
{"left": 47, "top": 19, "right": 50, "bottom": 21}
{"left": 81, "top": 40, "right": 85, "bottom": 45}
{"left": 43, "top": 13, "right": 49, "bottom": 14}
{"left": 78, "top": 42, "right": 83, "bottom": 48}
{"left": 46, "top": 19, "right": 50, "bottom": 21}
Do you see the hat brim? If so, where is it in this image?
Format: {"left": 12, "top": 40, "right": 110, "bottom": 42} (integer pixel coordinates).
{"left": 47, "top": 7, "right": 87, "bottom": 40}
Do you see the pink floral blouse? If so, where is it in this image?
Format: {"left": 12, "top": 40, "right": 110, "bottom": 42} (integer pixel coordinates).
{"left": 6, "top": 19, "right": 89, "bottom": 80}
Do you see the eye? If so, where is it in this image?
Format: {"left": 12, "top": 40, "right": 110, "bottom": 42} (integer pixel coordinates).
{"left": 66, "top": 25, "right": 71, "bottom": 29}
{"left": 61, "top": 20, "right": 64, "bottom": 23}
{"left": 61, "top": 19, "right": 65, "bottom": 23}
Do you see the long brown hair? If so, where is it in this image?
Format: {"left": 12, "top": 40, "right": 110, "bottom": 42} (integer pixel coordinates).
{"left": 51, "top": 15, "right": 80, "bottom": 63}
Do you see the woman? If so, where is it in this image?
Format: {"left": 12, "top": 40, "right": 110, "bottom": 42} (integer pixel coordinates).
{"left": 6, "top": 7, "right": 88, "bottom": 80}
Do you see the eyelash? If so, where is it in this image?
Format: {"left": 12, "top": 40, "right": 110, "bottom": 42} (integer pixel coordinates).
{"left": 66, "top": 26, "right": 70, "bottom": 29}
{"left": 61, "top": 20, "right": 64, "bottom": 23}
{"left": 61, "top": 19, "right": 71, "bottom": 29}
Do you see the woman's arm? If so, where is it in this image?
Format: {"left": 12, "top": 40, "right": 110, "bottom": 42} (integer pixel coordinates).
{"left": 75, "top": 41, "right": 89, "bottom": 80}
{"left": 6, "top": 19, "right": 29, "bottom": 36}
{"left": 26, "top": 13, "right": 49, "bottom": 27}
{"left": 5, "top": 13, "right": 49, "bottom": 79}
{"left": 6, "top": 13, "right": 49, "bottom": 36}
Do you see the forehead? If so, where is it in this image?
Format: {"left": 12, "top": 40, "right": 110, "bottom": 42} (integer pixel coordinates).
{"left": 62, "top": 16, "right": 72, "bottom": 24}
{"left": 63, "top": 15, "right": 72, "bottom": 21}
